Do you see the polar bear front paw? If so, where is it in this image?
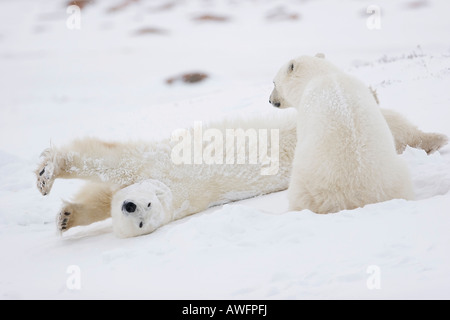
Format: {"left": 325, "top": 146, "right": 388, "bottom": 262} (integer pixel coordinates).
{"left": 35, "top": 148, "right": 59, "bottom": 196}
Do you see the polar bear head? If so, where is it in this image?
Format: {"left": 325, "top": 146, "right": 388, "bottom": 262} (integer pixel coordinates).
{"left": 269, "top": 53, "right": 337, "bottom": 109}
{"left": 111, "top": 179, "right": 173, "bottom": 238}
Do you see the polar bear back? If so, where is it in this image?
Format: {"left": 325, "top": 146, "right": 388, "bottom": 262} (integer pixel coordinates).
{"left": 298, "top": 73, "right": 396, "bottom": 157}
{"left": 289, "top": 72, "right": 413, "bottom": 213}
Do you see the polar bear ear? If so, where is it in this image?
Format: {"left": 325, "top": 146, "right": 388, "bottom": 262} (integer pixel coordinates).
{"left": 288, "top": 61, "right": 295, "bottom": 73}
{"left": 147, "top": 179, "right": 171, "bottom": 198}
{"left": 149, "top": 179, "right": 173, "bottom": 212}
{"left": 315, "top": 53, "right": 326, "bottom": 59}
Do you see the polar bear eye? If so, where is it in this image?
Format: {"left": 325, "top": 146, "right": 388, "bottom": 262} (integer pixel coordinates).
{"left": 147, "top": 202, "right": 152, "bottom": 208}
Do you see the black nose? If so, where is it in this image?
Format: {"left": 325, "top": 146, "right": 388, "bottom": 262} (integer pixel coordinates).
{"left": 269, "top": 99, "right": 272, "bottom": 104}
{"left": 123, "top": 201, "right": 137, "bottom": 213}
{"left": 273, "top": 102, "right": 281, "bottom": 108}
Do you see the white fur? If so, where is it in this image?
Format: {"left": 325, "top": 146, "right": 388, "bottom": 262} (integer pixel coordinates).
{"left": 111, "top": 179, "right": 174, "bottom": 238}
{"left": 37, "top": 115, "right": 296, "bottom": 238}
{"left": 270, "top": 55, "right": 415, "bottom": 213}
{"left": 36, "top": 70, "right": 447, "bottom": 236}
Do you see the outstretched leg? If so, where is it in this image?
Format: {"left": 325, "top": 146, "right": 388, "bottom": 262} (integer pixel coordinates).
{"left": 58, "top": 182, "right": 115, "bottom": 232}
{"left": 381, "top": 108, "right": 448, "bottom": 154}
{"left": 35, "top": 137, "right": 147, "bottom": 196}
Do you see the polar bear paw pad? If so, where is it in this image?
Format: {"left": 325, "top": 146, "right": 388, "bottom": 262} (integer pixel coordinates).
{"left": 57, "top": 210, "right": 72, "bottom": 232}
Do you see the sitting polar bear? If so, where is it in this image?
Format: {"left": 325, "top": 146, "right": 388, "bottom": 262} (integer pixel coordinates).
{"left": 36, "top": 81, "right": 447, "bottom": 238}
{"left": 270, "top": 54, "right": 421, "bottom": 213}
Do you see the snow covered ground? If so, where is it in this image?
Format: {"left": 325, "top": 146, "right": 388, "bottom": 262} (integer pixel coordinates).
{"left": 1, "top": 0, "right": 450, "bottom": 299}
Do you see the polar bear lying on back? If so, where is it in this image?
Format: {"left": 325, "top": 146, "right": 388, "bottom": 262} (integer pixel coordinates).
{"left": 270, "top": 54, "right": 415, "bottom": 213}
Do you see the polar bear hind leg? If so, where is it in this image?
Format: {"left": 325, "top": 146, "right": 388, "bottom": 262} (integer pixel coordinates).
{"left": 414, "top": 132, "right": 448, "bottom": 154}
{"left": 58, "top": 182, "right": 113, "bottom": 232}
{"left": 287, "top": 173, "right": 326, "bottom": 213}
{"left": 381, "top": 108, "right": 448, "bottom": 154}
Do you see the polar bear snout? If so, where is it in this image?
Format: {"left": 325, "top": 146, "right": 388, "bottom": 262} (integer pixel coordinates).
{"left": 269, "top": 88, "right": 281, "bottom": 108}
{"left": 121, "top": 201, "right": 145, "bottom": 229}
{"left": 122, "top": 201, "right": 137, "bottom": 214}
{"left": 269, "top": 99, "right": 281, "bottom": 108}
{"left": 122, "top": 200, "right": 153, "bottom": 215}
{"left": 269, "top": 87, "right": 285, "bottom": 108}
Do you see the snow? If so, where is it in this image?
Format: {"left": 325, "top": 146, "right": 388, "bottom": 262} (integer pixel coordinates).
{"left": 1, "top": 0, "right": 450, "bottom": 299}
